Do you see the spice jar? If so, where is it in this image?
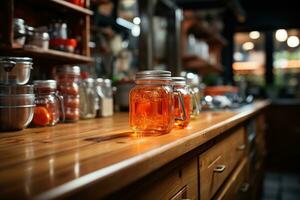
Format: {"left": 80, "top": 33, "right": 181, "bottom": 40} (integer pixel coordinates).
{"left": 172, "top": 77, "right": 190, "bottom": 128}
{"left": 26, "top": 31, "right": 50, "bottom": 50}
{"left": 79, "top": 78, "right": 97, "bottom": 119}
{"left": 56, "top": 66, "right": 80, "bottom": 122}
{"left": 32, "top": 80, "right": 64, "bottom": 126}
{"left": 13, "top": 18, "right": 26, "bottom": 47}
{"left": 129, "top": 70, "right": 175, "bottom": 135}
{"left": 96, "top": 78, "right": 113, "bottom": 117}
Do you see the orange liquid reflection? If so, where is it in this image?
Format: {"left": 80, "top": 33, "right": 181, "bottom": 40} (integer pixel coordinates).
{"left": 129, "top": 85, "right": 174, "bottom": 136}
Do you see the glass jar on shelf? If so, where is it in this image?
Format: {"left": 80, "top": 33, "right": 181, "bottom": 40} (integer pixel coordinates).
{"left": 56, "top": 66, "right": 80, "bottom": 122}
{"left": 13, "top": 18, "right": 26, "bottom": 47}
{"left": 32, "top": 80, "right": 64, "bottom": 126}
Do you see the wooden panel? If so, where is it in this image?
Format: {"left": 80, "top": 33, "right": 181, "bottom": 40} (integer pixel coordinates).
{"left": 49, "top": 0, "right": 93, "bottom": 15}
{"left": 214, "top": 158, "right": 249, "bottom": 200}
{"left": 0, "top": 0, "right": 13, "bottom": 47}
{"left": 199, "top": 127, "right": 246, "bottom": 200}
{"left": 0, "top": 47, "right": 93, "bottom": 64}
{"left": 134, "top": 158, "right": 198, "bottom": 200}
{"left": 0, "top": 101, "right": 269, "bottom": 199}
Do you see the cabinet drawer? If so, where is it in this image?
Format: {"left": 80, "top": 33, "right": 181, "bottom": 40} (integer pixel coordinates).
{"left": 214, "top": 158, "right": 249, "bottom": 200}
{"left": 199, "top": 127, "right": 246, "bottom": 200}
{"left": 135, "top": 158, "right": 198, "bottom": 200}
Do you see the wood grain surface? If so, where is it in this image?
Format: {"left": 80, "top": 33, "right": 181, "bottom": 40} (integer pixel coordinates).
{"left": 0, "top": 101, "right": 269, "bottom": 200}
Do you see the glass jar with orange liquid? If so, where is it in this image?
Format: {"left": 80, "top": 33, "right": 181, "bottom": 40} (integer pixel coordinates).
{"left": 129, "top": 70, "right": 176, "bottom": 135}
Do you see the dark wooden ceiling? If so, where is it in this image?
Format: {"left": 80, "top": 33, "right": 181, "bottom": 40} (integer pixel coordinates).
{"left": 174, "top": 0, "right": 300, "bottom": 31}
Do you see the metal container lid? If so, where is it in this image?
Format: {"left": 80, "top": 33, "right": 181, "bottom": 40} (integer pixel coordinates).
{"left": 96, "top": 78, "right": 112, "bottom": 87}
{"left": 57, "top": 66, "right": 80, "bottom": 75}
{"left": 104, "top": 79, "right": 112, "bottom": 87}
{"left": 13, "top": 18, "right": 25, "bottom": 25}
{"left": 172, "top": 77, "right": 186, "bottom": 85}
{"left": 135, "top": 70, "right": 172, "bottom": 80}
{"left": 83, "top": 78, "right": 95, "bottom": 87}
{"left": 0, "top": 57, "right": 33, "bottom": 64}
{"left": 34, "top": 80, "right": 57, "bottom": 89}
{"left": 0, "top": 85, "right": 34, "bottom": 95}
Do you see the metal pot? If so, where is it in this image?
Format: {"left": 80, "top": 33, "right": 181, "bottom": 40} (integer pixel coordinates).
{"left": 0, "top": 105, "right": 35, "bottom": 131}
{"left": 0, "top": 57, "right": 33, "bottom": 85}
{"left": 0, "top": 94, "right": 35, "bottom": 107}
{"left": 0, "top": 85, "right": 33, "bottom": 95}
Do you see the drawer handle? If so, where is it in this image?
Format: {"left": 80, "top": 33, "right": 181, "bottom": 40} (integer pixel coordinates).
{"left": 240, "top": 183, "right": 250, "bottom": 192}
{"left": 236, "top": 144, "right": 246, "bottom": 151}
{"left": 213, "top": 165, "right": 226, "bottom": 173}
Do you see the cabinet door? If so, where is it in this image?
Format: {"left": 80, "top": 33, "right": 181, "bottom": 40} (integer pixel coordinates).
{"left": 199, "top": 127, "right": 246, "bottom": 200}
{"left": 214, "top": 158, "right": 250, "bottom": 200}
{"left": 135, "top": 158, "right": 198, "bottom": 200}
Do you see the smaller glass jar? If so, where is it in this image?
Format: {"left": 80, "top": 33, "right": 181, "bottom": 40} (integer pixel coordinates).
{"left": 96, "top": 78, "right": 113, "bottom": 117}
{"left": 56, "top": 66, "right": 80, "bottom": 122}
{"left": 13, "top": 18, "right": 26, "bottom": 47}
{"left": 79, "top": 78, "right": 97, "bottom": 119}
{"left": 32, "top": 80, "right": 64, "bottom": 126}
{"left": 185, "top": 73, "right": 201, "bottom": 118}
{"left": 172, "top": 77, "right": 190, "bottom": 128}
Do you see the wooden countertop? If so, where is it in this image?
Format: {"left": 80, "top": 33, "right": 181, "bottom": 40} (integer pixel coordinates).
{"left": 0, "top": 100, "right": 269, "bottom": 200}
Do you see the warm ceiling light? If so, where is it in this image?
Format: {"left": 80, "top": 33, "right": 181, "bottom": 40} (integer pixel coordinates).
{"left": 275, "top": 29, "right": 288, "bottom": 42}
{"left": 249, "top": 31, "right": 260, "bottom": 39}
{"left": 242, "top": 42, "right": 254, "bottom": 51}
{"left": 287, "top": 36, "right": 299, "bottom": 47}
{"left": 133, "top": 17, "right": 141, "bottom": 25}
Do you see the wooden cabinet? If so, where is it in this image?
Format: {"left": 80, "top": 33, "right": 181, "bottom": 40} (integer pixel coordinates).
{"left": 214, "top": 158, "right": 249, "bottom": 200}
{"left": 134, "top": 158, "right": 198, "bottom": 200}
{"left": 199, "top": 127, "right": 246, "bottom": 200}
{"left": 109, "top": 115, "right": 265, "bottom": 200}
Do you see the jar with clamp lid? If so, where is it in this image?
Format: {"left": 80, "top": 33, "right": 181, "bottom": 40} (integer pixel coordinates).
{"left": 56, "top": 66, "right": 80, "bottom": 122}
{"left": 129, "top": 70, "right": 186, "bottom": 135}
{"left": 32, "top": 80, "right": 64, "bottom": 126}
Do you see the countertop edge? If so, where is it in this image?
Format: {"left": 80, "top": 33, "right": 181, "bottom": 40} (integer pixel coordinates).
{"left": 35, "top": 100, "right": 270, "bottom": 200}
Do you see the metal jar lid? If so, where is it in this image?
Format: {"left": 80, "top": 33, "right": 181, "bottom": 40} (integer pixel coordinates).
{"left": 0, "top": 57, "right": 33, "bottom": 65}
{"left": 57, "top": 66, "right": 80, "bottom": 75}
{"left": 83, "top": 78, "right": 95, "bottom": 87}
{"left": 34, "top": 80, "right": 57, "bottom": 89}
{"left": 96, "top": 78, "right": 112, "bottom": 87}
{"left": 135, "top": 70, "right": 171, "bottom": 80}
{"left": 172, "top": 77, "right": 186, "bottom": 85}
{"left": 14, "top": 18, "right": 25, "bottom": 25}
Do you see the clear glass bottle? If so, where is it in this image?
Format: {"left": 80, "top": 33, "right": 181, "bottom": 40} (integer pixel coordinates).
{"left": 56, "top": 66, "right": 80, "bottom": 122}
{"left": 33, "top": 80, "right": 64, "bottom": 126}
{"left": 129, "top": 70, "right": 175, "bottom": 135}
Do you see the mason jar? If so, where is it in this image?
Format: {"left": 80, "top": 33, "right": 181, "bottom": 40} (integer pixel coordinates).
{"left": 172, "top": 77, "right": 190, "bottom": 128}
{"left": 129, "top": 70, "right": 175, "bottom": 135}
{"left": 33, "top": 80, "right": 64, "bottom": 126}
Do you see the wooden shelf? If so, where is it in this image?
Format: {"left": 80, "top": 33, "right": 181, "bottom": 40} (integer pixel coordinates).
{"left": 49, "top": 0, "right": 93, "bottom": 15}
{"left": 188, "top": 22, "right": 227, "bottom": 47}
{"left": 274, "top": 60, "right": 300, "bottom": 70}
{"left": 183, "top": 55, "right": 223, "bottom": 74}
{"left": 0, "top": 47, "right": 93, "bottom": 64}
